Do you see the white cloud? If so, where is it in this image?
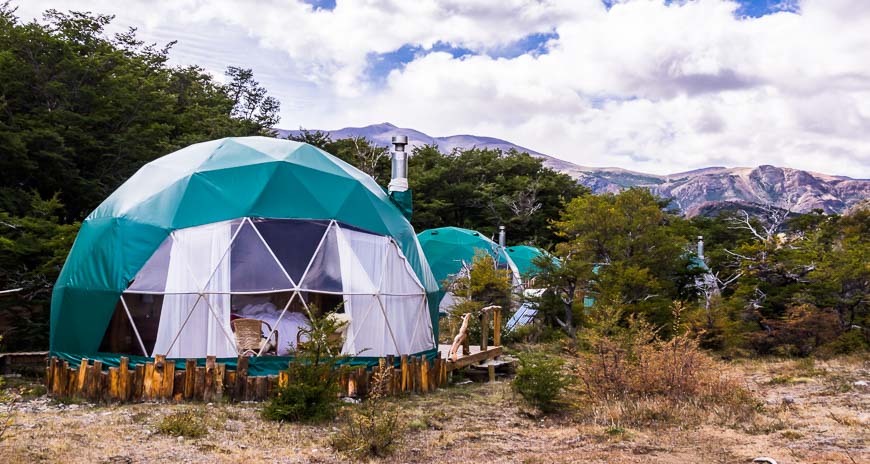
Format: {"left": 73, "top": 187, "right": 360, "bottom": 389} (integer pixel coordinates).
{"left": 8, "top": 0, "right": 870, "bottom": 177}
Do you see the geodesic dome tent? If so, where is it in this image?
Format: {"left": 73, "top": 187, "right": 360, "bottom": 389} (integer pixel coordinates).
{"left": 505, "top": 245, "right": 558, "bottom": 279}
{"left": 50, "top": 137, "right": 440, "bottom": 372}
{"left": 416, "top": 227, "right": 520, "bottom": 313}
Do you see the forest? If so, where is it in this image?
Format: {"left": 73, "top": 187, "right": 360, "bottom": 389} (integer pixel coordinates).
{"left": 0, "top": 6, "right": 867, "bottom": 359}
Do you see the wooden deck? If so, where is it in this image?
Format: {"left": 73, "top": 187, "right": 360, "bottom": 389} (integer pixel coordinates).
{"left": 440, "top": 344, "right": 503, "bottom": 371}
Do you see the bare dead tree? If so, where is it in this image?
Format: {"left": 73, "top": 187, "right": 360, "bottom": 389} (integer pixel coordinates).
{"left": 350, "top": 136, "right": 389, "bottom": 182}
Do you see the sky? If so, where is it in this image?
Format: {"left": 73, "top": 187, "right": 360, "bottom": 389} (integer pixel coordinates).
{"left": 10, "top": 0, "right": 870, "bottom": 177}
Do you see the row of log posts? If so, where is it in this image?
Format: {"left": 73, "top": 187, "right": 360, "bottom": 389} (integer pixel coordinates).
{"left": 46, "top": 352, "right": 450, "bottom": 403}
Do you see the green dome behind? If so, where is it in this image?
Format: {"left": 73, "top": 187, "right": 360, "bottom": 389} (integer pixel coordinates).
{"left": 505, "top": 245, "right": 557, "bottom": 278}
{"left": 417, "top": 226, "right": 516, "bottom": 289}
{"left": 51, "top": 136, "right": 439, "bottom": 355}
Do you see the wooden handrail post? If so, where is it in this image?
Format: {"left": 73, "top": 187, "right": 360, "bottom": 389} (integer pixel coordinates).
{"left": 493, "top": 308, "right": 502, "bottom": 347}
{"left": 480, "top": 309, "right": 489, "bottom": 351}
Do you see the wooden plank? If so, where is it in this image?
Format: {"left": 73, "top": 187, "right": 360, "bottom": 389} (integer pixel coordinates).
{"left": 446, "top": 346, "right": 503, "bottom": 371}
{"left": 119, "top": 357, "right": 130, "bottom": 401}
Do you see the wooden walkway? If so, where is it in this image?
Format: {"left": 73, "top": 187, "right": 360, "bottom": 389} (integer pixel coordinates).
{"left": 440, "top": 344, "right": 503, "bottom": 370}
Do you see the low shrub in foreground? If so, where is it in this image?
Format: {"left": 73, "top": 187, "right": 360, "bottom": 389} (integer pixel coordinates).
{"left": 157, "top": 409, "right": 208, "bottom": 438}
{"left": 574, "top": 305, "right": 759, "bottom": 427}
{"left": 512, "top": 352, "right": 570, "bottom": 413}
{"left": 331, "top": 367, "right": 403, "bottom": 459}
{"left": 262, "top": 305, "right": 347, "bottom": 423}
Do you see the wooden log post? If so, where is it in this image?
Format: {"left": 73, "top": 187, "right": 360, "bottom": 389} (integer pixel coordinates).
{"left": 162, "top": 359, "right": 175, "bottom": 400}
{"left": 173, "top": 370, "right": 184, "bottom": 402}
{"left": 488, "top": 364, "right": 496, "bottom": 383}
{"left": 400, "top": 355, "right": 409, "bottom": 392}
{"left": 493, "top": 308, "right": 502, "bottom": 347}
{"left": 108, "top": 367, "right": 120, "bottom": 401}
{"left": 184, "top": 359, "right": 196, "bottom": 400}
{"left": 203, "top": 356, "right": 216, "bottom": 403}
{"left": 215, "top": 363, "right": 226, "bottom": 401}
{"left": 133, "top": 363, "right": 145, "bottom": 401}
{"left": 143, "top": 360, "right": 155, "bottom": 401}
{"left": 194, "top": 367, "right": 205, "bottom": 401}
{"left": 420, "top": 356, "right": 429, "bottom": 393}
{"left": 119, "top": 357, "right": 130, "bottom": 402}
{"left": 234, "top": 356, "right": 248, "bottom": 402}
{"left": 77, "top": 359, "right": 88, "bottom": 396}
{"left": 480, "top": 309, "right": 490, "bottom": 351}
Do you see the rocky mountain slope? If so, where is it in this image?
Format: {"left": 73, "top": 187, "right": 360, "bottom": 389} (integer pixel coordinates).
{"left": 277, "top": 123, "right": 870, "bottom": 216}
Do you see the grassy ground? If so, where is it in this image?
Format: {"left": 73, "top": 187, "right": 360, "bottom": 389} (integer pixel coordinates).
{"left": 0, "top": 356, "right": 867, "bottom": 463}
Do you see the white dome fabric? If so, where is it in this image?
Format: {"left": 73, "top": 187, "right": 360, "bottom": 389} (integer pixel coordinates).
{"left": 121, "top": 217, "right": 434, "bottom": 358}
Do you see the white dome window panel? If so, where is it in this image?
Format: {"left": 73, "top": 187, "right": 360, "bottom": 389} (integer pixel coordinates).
{"left": 116, "top": 217, "right": 435, "bottom": 360}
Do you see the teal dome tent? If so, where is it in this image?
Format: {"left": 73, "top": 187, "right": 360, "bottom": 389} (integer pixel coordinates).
{"left": 505, "top": 245, "right": 557, "bottom": 279}
{"left": 51, "top": 137, "right": 440, "bottom": 374}
{"left": 417, "top": 227, "right": 520, "bottom": 313}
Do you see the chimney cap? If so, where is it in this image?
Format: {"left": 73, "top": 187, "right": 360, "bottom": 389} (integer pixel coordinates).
{"left": 391, "top": 135, "right": 408, "bottom": 145}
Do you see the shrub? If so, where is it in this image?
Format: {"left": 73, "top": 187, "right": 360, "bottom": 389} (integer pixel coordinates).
{"left": 512, "top": 352, "right": 569, "bottom": 413}
{"left": 748, "top": 304, "right": 842, "bottom": 356}
{"left": 331, "top": 366, "right": 403, "bottom": 459}
{"left": 262, "top": 305, "right": 347, "bottom": 423}
{"left": 156, "top": 409, "right": 208, "bottom": 438}
{"left": 574, "top": 303, "right": 758, "bottom": 426}
{"left": 262, "top": 360, "right": 341, "bottom": 423}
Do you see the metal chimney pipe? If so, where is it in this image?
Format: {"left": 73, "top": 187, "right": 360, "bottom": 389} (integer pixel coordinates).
{"left": 388, "top": 135, "right": 409, "bottom": 192}
{"left": 697, "top": 236, "right": 704, "bottom": 260}
{"left": 498, "top": 225, "right": 506, "bottom": 248}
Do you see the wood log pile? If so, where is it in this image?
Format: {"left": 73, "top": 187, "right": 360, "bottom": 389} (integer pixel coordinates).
{"left": 45, "top": 353, "right": 450, "bottom": 403}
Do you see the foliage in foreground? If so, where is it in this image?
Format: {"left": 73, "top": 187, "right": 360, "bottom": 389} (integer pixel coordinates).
{"left": 261, "top": 306, "right": 347, "bottom": 423}
{"left": 156, "top": 409, "right": 208, "bottom": 438}
{"left": 512, "top": 352, "right": 570, "bottom": 413}
{"left": 574, "top": 304, "right": 758, "bottom": 427}
{"left": 330, "top": 366, "right": 403, "bottom": 459}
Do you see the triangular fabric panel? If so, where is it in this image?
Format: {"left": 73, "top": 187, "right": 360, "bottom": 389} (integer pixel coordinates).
{"left": 255, "top": 219, "right": 329, "bottom": 284}
{"left": 204, "top": 219, "right": 293, "bottom": 293}
{"left": 298, "top": 223, "right": 343, "bottom": 293}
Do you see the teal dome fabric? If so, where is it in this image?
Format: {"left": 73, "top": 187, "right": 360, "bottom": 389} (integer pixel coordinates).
{"left": 505, "top": 245, "right": 557, "bottom": 277}
{"left": 416, "top": 226, "right": 515, "bottom": 289}
{"left": 51, "top": 137, "right": 439, "bottom": 355}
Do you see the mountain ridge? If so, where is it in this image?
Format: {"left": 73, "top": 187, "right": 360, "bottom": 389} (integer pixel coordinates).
{"left": 276, "top": 123, "right": 870, "bottom": 216}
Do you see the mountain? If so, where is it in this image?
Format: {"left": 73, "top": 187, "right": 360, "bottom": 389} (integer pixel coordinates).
{"left": 276, "top": 123, "right": 870, "bottom": 216}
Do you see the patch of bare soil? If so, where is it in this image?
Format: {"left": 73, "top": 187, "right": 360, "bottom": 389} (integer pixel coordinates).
{"left": 1, "top": 356, "right": 867, "bottom": 463}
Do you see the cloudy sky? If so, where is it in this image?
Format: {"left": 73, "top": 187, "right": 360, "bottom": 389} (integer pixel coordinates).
{"left": 12, "top": 0, "right": 870, "bottom": 177}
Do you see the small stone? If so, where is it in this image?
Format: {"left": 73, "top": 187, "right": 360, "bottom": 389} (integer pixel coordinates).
{"left": 853, "top": 380, "right": 868, "bottom": 387}
{"left": 781, "top": 396, "right": 795, "bottom": 405}
{"left": 176, "top": 436, "right": 183, "bottom": 442}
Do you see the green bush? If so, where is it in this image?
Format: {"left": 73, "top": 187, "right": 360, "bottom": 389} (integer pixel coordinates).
{"left": 512, "top": 352, "right": 569, "bottom": 413}
{"left": 262, "top": 361, "right": 341, "bottom": 423}
{"left": 330, "top": 367, "right": 403, "bottom": 459}
{"left": 156, "top": 409, "right": 208, "bottom": 438}
{"left": 262, "top": 305, "right": 347, "bottom": 423}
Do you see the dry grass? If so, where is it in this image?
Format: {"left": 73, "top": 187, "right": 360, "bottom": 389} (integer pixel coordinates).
{"left": 0, "top": 356, "right": 867, "bottom": 463}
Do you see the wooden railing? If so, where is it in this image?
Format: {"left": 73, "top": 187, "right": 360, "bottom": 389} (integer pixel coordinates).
{"left": 45, "top": 353, "right": 449, "bottom": 403}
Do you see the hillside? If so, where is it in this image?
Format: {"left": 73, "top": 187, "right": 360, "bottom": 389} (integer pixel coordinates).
{"left": 278, "top": 123, "right": 870, "bottom": 216}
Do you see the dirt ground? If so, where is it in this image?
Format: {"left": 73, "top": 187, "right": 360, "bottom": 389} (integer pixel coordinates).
{"left": 1, "top": 356, "right": 867, "bottom": 464}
